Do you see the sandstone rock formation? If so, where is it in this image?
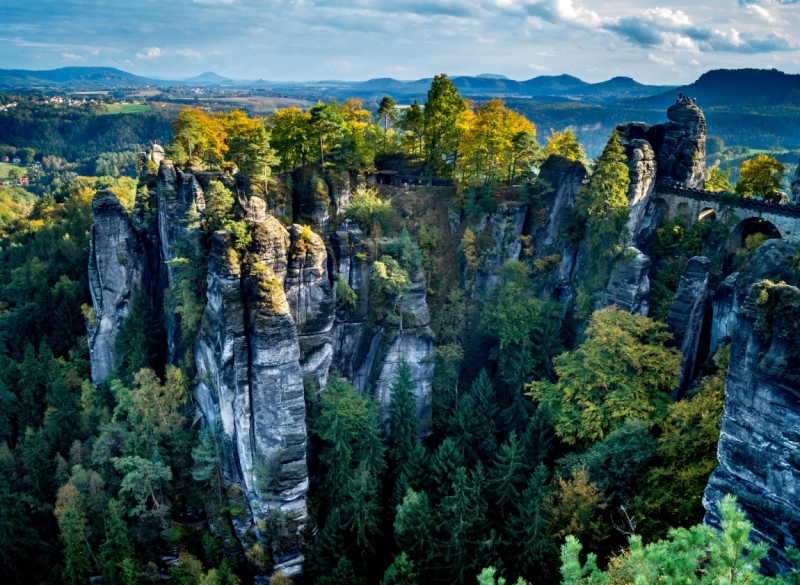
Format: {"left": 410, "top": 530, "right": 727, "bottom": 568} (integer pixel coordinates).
{"left": 616, "top": 124, "right": 657, "bottom": 245}
{"left": 651, "top": 101, "right": 707, "bottom": 189}
{"left": 599, "top": 248, "right": 651, "bottom": 315}
{"left": 703, "top": 241, "right": 800, "bottom": 574}
{"left": 791, "top": 160, "right": 800, "bottom": 202}
{"left": 665, "top": 256, "right": 711, "bottom": 398}
{"left": 87, "top": 190, "right": 144, "bottom": 385}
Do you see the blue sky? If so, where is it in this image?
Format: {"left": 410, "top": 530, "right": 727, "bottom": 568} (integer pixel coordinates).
{"left": 1, "top": 0, "right": 799, "bottom": 84}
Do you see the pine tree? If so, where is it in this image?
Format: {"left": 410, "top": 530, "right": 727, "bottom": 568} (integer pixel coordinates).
{"left": 489, "top": 432, "right": 527, "bottom": 519}
{"left": 509, "top": 464, "right": 554, "bottom": 583}
{"left": 521, "top": 406, "right": 553, "bottom": 468}
{"left": 382, "top": 552, "right": 418, "bottom": 585}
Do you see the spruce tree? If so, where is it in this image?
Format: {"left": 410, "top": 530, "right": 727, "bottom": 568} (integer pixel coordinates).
{"left": 44, "top": 376, "right": 80, "bottom": 454}
{"left": 381, "top": 552, "right": 418, "bottom": 585}
{"left": 581, "top": 129, "right": 631, "bottom": 269}
{"left": 17, "top": 343, "right": 44, "bottom": 429}
{"left": 388, "top": 358, "right": 419, "bottom": 474}
{"left": 436, "top": 465, "right": 489, "bottom": 585}
{"left": 430, "top": 437, "right": 464, "bottom": 500}
{"left": 509, "top": 464, "right": 554, "bottom": 583}
{"left": 489, "top": 432, "right": 527, "bottom": 519}
{"left": 342, "top": 460, "right": 382, "bottom": 559}
{"left": 394, "top": 488, "right": 434, "bottom": 567}
{"left": 99, "top": 499, "right": 135, "bottom": 585}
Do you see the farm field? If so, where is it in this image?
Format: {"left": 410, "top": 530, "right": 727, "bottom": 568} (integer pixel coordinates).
{"left": 0, "top": 162, "right": 27, "bottom": 178}
{"left": 104, "top": 103, "right": 151, "bottom": 114}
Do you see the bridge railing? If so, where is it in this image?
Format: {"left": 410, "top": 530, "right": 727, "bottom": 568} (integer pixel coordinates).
{"left": 656, "top": 183, "right": 800, "bottom": 218}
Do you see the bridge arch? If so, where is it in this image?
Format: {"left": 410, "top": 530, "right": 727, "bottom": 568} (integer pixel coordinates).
{"left": 729, "top": 216, "right": 782, "bottom": 250}
{"left": 699, "top": 207, "right": 716, "bottom": 222}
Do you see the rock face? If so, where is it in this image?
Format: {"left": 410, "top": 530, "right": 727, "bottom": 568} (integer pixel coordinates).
{"left": 616, "top": 124, "right": 657, "bottom": 245}
{"left": 88, "top": 162, "right": 438, "bottom": 575}
{"left": 791, "top": 160, "right": 800, "bottom": 202}
{"left": 87, "top": 190, "right": 144, "bottom": 386}
{"left": 665, "top": 256, "right": 711, "bottom": 398}
{"left": 650, "top": 102, "right": 706, "bottom": 189}
{"left": 703, "top": 242, "right": 800, "bottom": 575}
{"left": 599, "top": 248, "right": 651, "bottom": 315}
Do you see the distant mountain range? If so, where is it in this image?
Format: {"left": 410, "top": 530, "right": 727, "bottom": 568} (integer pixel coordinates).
{"left": 1, "top": 67, "right": 799, "bottom": 110}
{"left": 624, "top": 68, "right": 800, "bottom": 109}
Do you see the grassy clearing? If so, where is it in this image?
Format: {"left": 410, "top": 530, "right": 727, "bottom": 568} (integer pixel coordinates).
{"left": 0, "top": 163, "right": 27, "bottom": 179}
{"left": 104, "top": 103, "right": 151, "bottom": 115}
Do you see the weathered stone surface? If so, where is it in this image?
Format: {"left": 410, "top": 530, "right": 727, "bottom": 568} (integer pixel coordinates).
{"left": 649, "top": 101, "right": 706, "bottom": 189}
{"left": 791, "top": 159, "right": 800, "bottom": 202}
{"left": 285, "top": 225, "right": 336, "bottom": 388}
{"left": 665, "top": 256, "right": 711, "bottom": 398}
{"left": 87, "top": 190, "right": 144, "bottom": 385}
{"left": 617, "top": 128, "right": 657, "bottom": 245}
{"left": 599, "top": 248, "right": 651, "bottom": 315}
{"left": 530, "top": 154, "right": 587, "bottom": 254}
{"left": 329, "top": 170, "right": 351, "bottom": 213}
{"left": 157, "top": 162, "right": 206, "bottom": 362}
{"left": 373, "top": 328, "right": 436, "bottom": 435}
{"left": 194, "top": 232, "right": 251, "bottom": 485}
{"left": 703, "top": 253, "right": 800, "bottom": 574}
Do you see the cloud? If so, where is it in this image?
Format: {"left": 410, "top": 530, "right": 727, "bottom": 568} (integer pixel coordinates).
{"left": 61, "top": 53, "right": 85, "bottom": 61}
{"left": 525, "top": 0, "right": 601, "bottom": 27}
{"left": 529, "top": 63, "right": 550, "bottom": 71}
{"left": 604, "top": 7, "right": 795, "bottom": 53}
{"left": 648, "top": 53, "right": 674, "bottom": 66}
{"left": 745, "top": 4, "right": 775, "bottom": 22}
{"left": 136, "top": 47, "right": 162, "bottom": 60}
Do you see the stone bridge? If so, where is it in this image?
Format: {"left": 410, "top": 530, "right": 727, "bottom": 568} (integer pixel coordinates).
{"left": 655, "top": 184, "right": 800, "bottom": 245}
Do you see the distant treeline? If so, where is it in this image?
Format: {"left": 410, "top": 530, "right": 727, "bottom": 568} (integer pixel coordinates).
{"left": 0, "top": 98, "right": 173, "bottom": 161}
{"left": 506, "top": 100, "right": 800, "bottom": 158}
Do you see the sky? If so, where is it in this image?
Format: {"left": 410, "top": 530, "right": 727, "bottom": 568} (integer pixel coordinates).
{"left": 1, "top": 0, "right": 799, "bottom": 85}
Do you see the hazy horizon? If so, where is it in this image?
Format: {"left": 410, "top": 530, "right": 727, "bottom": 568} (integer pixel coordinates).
{"left": 3, "top": 0, "right": 799, "bottom": 85}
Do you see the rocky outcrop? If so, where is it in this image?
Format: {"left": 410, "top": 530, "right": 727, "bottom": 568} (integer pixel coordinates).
{"left": 285, "top": 225, "right": 336, "bottom": 389}
{"left": 665, "top": 256, "right": 711, "bottom": 398}
{"left": 157, "top": 162, "right": 206, "bottom": 362}
{"left": 599, "top": 248, "right": 650, "bottom": 315}
{"left": 616, "top": 124, "right": 657, "bottom": 245}
{"left": 87, "top": 190, "right": 144, "bottom": 386}
{"left": 791, "top": 160, "right": 800, "bottom": 202}
{"left": 649, "top": 101, "right": 706, "bottom": 189}
{"left": 703, "top": 241, "right": 800, "bottom": 574}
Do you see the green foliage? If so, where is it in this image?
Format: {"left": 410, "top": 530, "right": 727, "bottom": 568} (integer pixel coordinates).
{"left": 529, "top": 308, "right": 681, "bottom": 444}
{"left": 336, "top": 274, "right": 357, "bottom": 309}
{"left": 706, "top": 164, "right": 732, "bottom": 192}
{"left": 203, "top": 180, "right": 235, "bottom": 231}
{"left": 115, "top": 291, "right": 166, "bottom": 382}
{"left": 424, "top": 74, "right": 470, "bottom": 179}
{"left": 736, "top": 153, "right": 785, "bottom": 201}
{"left": 382, "top": 552, "right": 419, "bottom": 585}
{"left": 373, "top": 255, "right": 411, "bottom": 298}
{"left": 383, "top": 227, "right": 423, "bottom": 271}
{"left": 345, "top": 185, "right": 394, "bottom": 235}
{"left": 579, "top": 130, "right": 631, "bottom": 279}
{"left": 543, "top": 129, "right": 586, "bottom": 163}
{"left": 558, "top": 496, "right": 785, "bottom": 585}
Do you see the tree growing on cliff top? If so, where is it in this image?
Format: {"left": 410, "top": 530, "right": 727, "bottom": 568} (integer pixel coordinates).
{"left": 528, "top": 307, "right": 681, "bottom": 445}
{"left": 423, "top": 74, "right": 470, "bottom": 182}
{"left": 543, "top": 129, "right": 586, "bottom": 164}
{"left": 580, "top": 130, "right": 631, "bottom": 255}
{"left": 736, "top": 153, "right": 785, "bottom": 201}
